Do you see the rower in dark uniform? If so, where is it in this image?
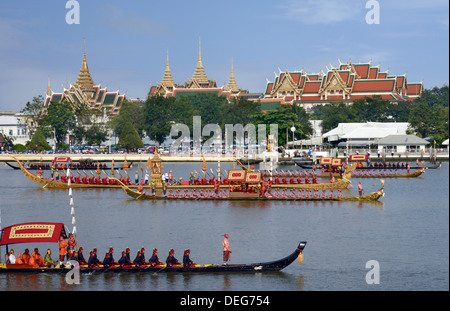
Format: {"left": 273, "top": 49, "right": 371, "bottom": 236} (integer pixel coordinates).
{"left": 166, "top": 249, "right": 180, "bottom": 267}
{"left": 133, "top": 251, "right": 143, "bottom": 266}
{"left": 118, "top": 251, "right": 131, "bottom": 267}
{"left": 183, "top": 249, "right": 196, "bottom": 268}
{"left": 149, "top": 248, "right": 163, "bottom": 266}
{"left": 140, "top": 247, "right": 150, "bottom": 265}
{"left": 102, "top": 253, "right": 113, "bottom": 268}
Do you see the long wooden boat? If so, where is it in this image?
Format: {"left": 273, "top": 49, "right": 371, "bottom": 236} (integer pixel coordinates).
{"left": 346, "top": 166, "right": 425, "bottom": 178}
{"left": 9, "top": 154, "right": 355, "bottom": 190}
{"left": 296, "top": 161, "right": 440, "bottom": 170}
{"left": 0, "top": 222, "right": 307, "bottom": 274}
{"left": 5, "top": 161, "right": 112, "bottom": 171}
{"left": 114, "top": 178, "right": 385, "bottom": 203}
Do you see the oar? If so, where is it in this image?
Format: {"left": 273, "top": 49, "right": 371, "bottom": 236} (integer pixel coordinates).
{"left": 42, "top": 178, "right": 55, "bottom": 189}
{"left": 153, "top": 265, "right": 167, "bottom": 274}
{"left": 136, "top": 189, "right": 151, "bottom": 200}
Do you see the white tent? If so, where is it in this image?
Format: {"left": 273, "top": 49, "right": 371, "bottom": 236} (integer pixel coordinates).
{"left": 323, "top": 122, "right": 409, "bottom": 143}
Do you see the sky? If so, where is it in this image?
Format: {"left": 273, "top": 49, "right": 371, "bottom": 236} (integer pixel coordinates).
{"left": 0, "top": 0, "right": 448, "bottom": 112}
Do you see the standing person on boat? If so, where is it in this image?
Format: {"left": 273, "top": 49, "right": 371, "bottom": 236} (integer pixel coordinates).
{"left": 162, "top": 180, "right": 168, "bottom": 196}
{"left": 358, "top": 182, "right": 364, "bottom": 196}
{"left": 144, "top": 171, "right": 149, "bottom": 185}
{"left": 166, "top": 249, "right": 180, "bottom": 267}
{"left": 222, "top": 234, "right": 232, "bottom": 265}
{"left": 67, "top": 233, "right": 77, "bottom": 260}
{"left": 58, "top": 236, "right": 68, "bottom": 266}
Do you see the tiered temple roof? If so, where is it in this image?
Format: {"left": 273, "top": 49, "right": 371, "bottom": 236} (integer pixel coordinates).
{"left": 44, "top": 41, "right": 125, "bottom": 118}
{"left": 264, "top": 60, "right": 423, "bottom": 105}
{"left": 224, "top": 61, "right": 240, "bottom": 94}
{"left": 149, "top": 40, "right": 247, "bottom": 100}
{"left": 185, "top": 38, "right": 217, "bottom": 89}
{"left": 73, "top": 43, "right": 95, "bottom": 98}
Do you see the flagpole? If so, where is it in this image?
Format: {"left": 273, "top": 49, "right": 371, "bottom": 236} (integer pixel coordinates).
{"left": 67, "top": 168, "right": 76, "bottom": 241}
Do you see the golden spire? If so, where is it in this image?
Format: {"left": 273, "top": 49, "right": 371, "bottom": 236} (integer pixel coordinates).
{"left": 198, "top": 36, "right": 202, "bottom": 63}
{"left": 47, "top": 76, "right": 51, "bottom": 97}
{"left": 74, "top": 37, "right": 95, "bottom": 96}
{"left": 189, "top": 37, "right": 210, "bottom": 86}
{"left": 225, "top": 59, "right": 240, "bottom": 93}
{"left": 161, "top": 49, "right": 175, "bottom": 87}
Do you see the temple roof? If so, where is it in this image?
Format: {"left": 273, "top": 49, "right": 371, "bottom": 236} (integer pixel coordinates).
{"left": 225, "top": 61, "right": 240, "bottom": 93}
{"left": 188, "top": 38, "right": 211, "bottom": 86}
{"left": 161, "top": 50, "right": 175, "bottom": 88}
{"left": 74, "top": 40, "right": 95, "bottom": 95}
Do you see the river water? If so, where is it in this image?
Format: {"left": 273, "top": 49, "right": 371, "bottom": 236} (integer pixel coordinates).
{"left": 0, "top": 161, "right": 448, "bottom": 291}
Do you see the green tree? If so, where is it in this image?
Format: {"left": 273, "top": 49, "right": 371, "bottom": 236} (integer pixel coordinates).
{"left": 408, "top": 85, "right": 449, "bottom": 141}
{"left": 143, "top": 95, "right": 175, "bottom": 144}
{"left": 250, "top": 106, "right": 305, "bottom": 147}
{"left": 311, "top": 102, "right": 357, "bottom": 132}
{"left": 352, "top": 96, "right": 390, "bottom": 122}
{"left": 19, "top": 95, "right": 45, "bottom": 139}
{"left": 219, "top": 98, "right": 261, "bottom": 128}
{"left": 27, "top": 128, "right": 51, "bottom": 151}
{"left": 116, "top": 122, "right": 144, "bottom": 152}
{"left": 40, "top": 101, "right": 76, "bottom": 147}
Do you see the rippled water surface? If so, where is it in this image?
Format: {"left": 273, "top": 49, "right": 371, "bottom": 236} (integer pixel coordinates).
{"left": 0, "top": 161, "right": 448, "bottom": 291}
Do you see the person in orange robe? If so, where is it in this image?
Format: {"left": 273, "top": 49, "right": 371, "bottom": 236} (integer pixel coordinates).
{"left": 34, "top": 248, "right": 44, "bottom": 267}
{"left": 59, "top": 236, "right": 68, "bottom": 265}
{"left": 15, "top": 253, "right": 23, "bottom": 264}
{"left": 21, "top": 249, "right": 30, "bottom": 264}
{"left": 28, "top": 252, "right": 39, "bottom": 268}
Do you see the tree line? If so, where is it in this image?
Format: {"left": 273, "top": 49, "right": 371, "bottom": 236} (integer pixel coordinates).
{"left": 311, "top": 85, "right": 449, "bottom": 144}
{"left": 14, "top": 85, "right": 449, "bottom": 152}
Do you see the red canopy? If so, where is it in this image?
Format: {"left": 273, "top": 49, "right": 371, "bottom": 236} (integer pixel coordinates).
{"left": 320, "top": 157, "right": 333, "bottom": 165}
{"left": 0, "top": 222, "right": 67, "bottom": 245}
{"left": 245, "top": 172, "right": 262, "bottom": 183}
{"left": 227, "top": 170, "right": 246, "bottom": 181}
{"left": 53, "top": 156, "right": 71, "bottom": 163}
{"left": 331, "top": 158, "right": 342, "bottom": 166}
{"left": 349, "top": 154, "right": 368, "bottom": 161}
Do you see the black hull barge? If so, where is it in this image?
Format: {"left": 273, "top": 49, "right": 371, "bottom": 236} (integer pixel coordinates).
{"left": 0, "top": 241, "right": 307, "bottom": 274}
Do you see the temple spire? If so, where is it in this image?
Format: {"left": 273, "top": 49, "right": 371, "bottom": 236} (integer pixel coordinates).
{"left": 47, "top": 76, "right": 51, "bottom": 97}
{"left": 225, "top": 59, "right": 240, "bottom": 93}
{"left": 161, "top": 49, "right": 175, "bottom": 88}
{"left": 198, "top": 36, "right": 202, "bottom": 63}
{"left": 74, "top": 37, "right": 95, "bottom": 96}
{"left": 189, "top": 37, "right": 210, "bottom": 87}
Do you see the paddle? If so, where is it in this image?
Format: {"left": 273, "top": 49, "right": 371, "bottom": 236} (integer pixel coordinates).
{"left": 153, "top": 265, "right": 167, "bottom": 274}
